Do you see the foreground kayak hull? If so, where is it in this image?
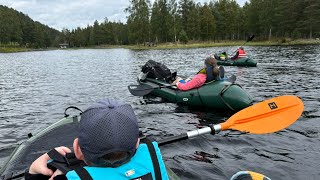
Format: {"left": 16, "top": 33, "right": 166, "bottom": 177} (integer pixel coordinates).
{"left": 140, "top": 78, "right": 253, "bottom": 111}
{"left": 217, "top": 57, "right": 257, "bottom": 67}
{"left": 0, "top": 116, "right": 179, "bottom": 180}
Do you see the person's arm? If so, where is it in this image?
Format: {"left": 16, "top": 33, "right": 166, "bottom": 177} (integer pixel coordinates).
{"left": 171, "top": 76, "right": 183, "bottom": 85}
{"left": 231, "top": 51, "right": 239, "bottom": 60}
{"left": 26, "top": 147, "right": 71, "bottom": 180}
{"left": 176, "top": 74, "right": 206, "bottom": 91}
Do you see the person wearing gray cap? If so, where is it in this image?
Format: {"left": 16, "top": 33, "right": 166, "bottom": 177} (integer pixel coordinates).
{"left": 25, "top": 99, "right": 169, "bottom": 180}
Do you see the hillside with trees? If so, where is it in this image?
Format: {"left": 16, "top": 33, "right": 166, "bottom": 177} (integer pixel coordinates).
{"left": 58, "top": 20, "right": 128, "bottom": 47}
{"left": 0, "top": 5, "right": 60, "bottom": 48}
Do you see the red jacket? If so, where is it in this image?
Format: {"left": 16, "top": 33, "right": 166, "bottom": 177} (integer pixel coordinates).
{"left": 238, "top": 49, "right": 246, "bottom": 58}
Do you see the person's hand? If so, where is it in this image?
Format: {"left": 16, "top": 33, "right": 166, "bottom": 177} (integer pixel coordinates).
{"left": 175, "top": 77, "right": 183, "bottom": 85}
{"left": 49, "top": 169, "right": 64, "bottom": 180}
{"left": 171, "top": 76, "right": 182, "bottom": 85}
{"left": 29, "top": 146, "right": 72, "bottom": 176}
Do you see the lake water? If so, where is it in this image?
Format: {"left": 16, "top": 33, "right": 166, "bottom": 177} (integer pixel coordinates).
{"left": 0, "top": 45, "right": 319, "bottom": 179}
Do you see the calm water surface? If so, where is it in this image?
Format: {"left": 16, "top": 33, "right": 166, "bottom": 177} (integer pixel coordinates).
{"left": 0, "top": 45, "right": 319, "bottom": 179}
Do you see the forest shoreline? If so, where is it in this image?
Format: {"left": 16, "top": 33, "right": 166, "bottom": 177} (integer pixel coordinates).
{"left": 1, "top": 39, "right": 319, "bottom": 53}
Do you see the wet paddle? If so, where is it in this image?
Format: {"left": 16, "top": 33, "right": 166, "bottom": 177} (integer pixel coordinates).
{"left": 128, "top": 84, "right": 175, "bottom": 96}
{"left": 158, "top": 95, "right": 304, "bottom": 146}
{"left": 128, "top": 75, "right": 237, "bottom": 96}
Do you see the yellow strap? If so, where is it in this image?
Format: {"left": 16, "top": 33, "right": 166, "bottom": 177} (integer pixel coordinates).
{"left": 197, "top": 68, "right": 206, "bottom": 74}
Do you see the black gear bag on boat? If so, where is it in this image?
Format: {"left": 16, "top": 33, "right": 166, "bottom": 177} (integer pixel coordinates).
{"left": 141, "top": 60, "right": 174, "bottom": 82}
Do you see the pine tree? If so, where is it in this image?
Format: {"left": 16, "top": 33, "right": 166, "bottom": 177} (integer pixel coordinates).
{"left": 199, "top": 3, "right": 216, "bottom": 41}
{"left": 125, "top": 0, "right": 151, "bottom": 44}
{"left": 299, "top": 0, "right": 320, "bottom": 38}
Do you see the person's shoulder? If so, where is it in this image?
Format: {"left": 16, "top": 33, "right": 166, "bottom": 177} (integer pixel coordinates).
{"left": 195, "top": 73, "right": 207, "bottom": 82}
{"left": 195, "top": 73, "right": 206, "bottom": 78}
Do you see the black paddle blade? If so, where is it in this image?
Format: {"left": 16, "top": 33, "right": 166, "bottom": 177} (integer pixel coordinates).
{"left": 128, "top": 84, "right": 154, "bottom": 96}
{"left": 247, "top": 35, "right": 255, "bottom": 42}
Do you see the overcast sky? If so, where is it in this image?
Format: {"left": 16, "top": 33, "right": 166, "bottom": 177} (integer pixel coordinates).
{"left": 0, "top": 0, "right": 248, "bottom": 31}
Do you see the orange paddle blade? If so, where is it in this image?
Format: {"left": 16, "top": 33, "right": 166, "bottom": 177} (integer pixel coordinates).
{"left": 220, "top": 95, "right": 304, "bottom": 134}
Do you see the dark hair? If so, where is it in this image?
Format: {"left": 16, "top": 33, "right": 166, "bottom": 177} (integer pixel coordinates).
{"left": 87, "top": 151, "right": 133, "bottom": 167}
{"left": 205, "top": 57, "right": 220, "bottom": 76}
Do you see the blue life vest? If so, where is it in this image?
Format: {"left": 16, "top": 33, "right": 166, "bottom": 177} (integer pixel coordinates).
{"left": 53, "top": 141, "right": 168, "bottom": 180}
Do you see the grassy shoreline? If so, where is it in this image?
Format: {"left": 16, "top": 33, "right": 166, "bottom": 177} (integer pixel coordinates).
{"left": 1, "top": 39, "right": 319, "bottom": 53}
{"left": 124, "top": 39, "right": 320, "bottom": 50}
{"left": 0, "top": 47, "right": 33, "bottom": 53}
{"left": 0, "top": 47, "right": 60, "bottom": 53}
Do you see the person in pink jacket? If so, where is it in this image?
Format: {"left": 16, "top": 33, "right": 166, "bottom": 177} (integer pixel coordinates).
{"left": 172, "top": 57, "right": 220, "bottom": 91}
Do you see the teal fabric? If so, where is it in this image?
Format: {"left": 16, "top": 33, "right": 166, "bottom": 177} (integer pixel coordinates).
{"left": 66, "top": 142, "right": 168, "bottom": 180}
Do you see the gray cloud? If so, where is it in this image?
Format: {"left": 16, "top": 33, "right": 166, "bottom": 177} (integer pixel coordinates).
{"left": 0, "top": 0, "right": 247, "bottom": 31}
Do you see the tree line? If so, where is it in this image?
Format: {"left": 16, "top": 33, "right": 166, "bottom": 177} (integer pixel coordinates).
{"left": 64, "top": 0, "right": 320, "bottom": 46}
{"left": 0, "top": 5, "right": 60, "bottom": 48}
{"left": 1, "top": 0, "right": 320, "bottom": 48}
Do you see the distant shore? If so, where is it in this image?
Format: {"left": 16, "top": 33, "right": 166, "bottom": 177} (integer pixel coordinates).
{"left": 1, "top": 39, "right": 319, "bottom": 53}
{"left": 0, "top": 47, "right": 58, "bottom": 53}
{"left": 124, "top": 39, "right": 320, "bottom": 50}
{"left": 0, "top": 47, "right": 33, "bottom": 53}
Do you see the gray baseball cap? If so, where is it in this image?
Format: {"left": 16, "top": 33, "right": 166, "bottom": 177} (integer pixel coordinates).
{"left": 78, "top": 99, "right": 139, "bottom": 165}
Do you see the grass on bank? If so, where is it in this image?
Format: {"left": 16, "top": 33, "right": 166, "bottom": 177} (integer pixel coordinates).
{"left": 1, "top": 39, "right": 319, "bottom": 53}
{"left": 125, "top": 38, "right": 320, "bottom": 50}
{"left": 0, "top": 47, "right": 32, "bottom": 53}
{"left": 0, "top": 47, "right": 61, "bottom": 53}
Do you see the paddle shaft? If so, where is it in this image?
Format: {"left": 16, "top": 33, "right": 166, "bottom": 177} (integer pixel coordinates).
{"left": 158, "top": 125, "right": 221, "bottom": 146}
{"left": 128, "top": 84, "right": 176, "bottom": 96}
